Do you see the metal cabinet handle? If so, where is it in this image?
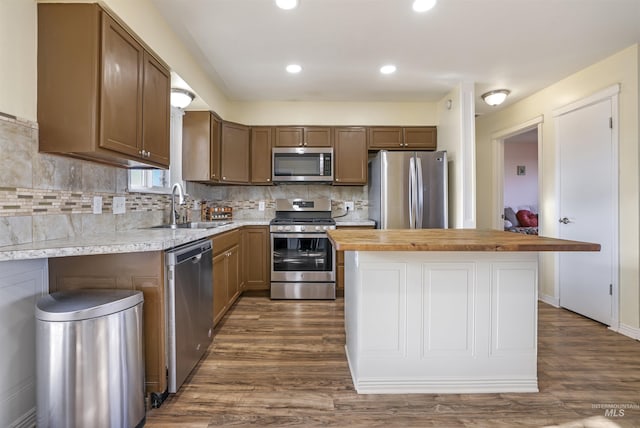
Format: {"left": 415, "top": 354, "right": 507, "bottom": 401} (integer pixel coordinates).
{"left": 559, "top": 217, "right": 571, "bottom": 224}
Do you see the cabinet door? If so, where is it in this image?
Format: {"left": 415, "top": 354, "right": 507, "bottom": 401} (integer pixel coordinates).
{"left": 99, "top": 13, "right": 143, "bottom": 157}
{"left": 404, "top": 127, "right": 437, "bottom": 150}
{"left": 210, "top": 115, "right": 222, "bottom": 181}
{"left": 250, "top": 127, "right": 273, "bottom": 184}
{"left": 220, "top": 122, "right": 250, "bottom": 183}
{"left": 304, "top": 127, "right": 332, "bottom": 147}
{"left": 227, "top": 245, "right": 241, "bottom": 304}
{"left": 182, "top": 111, "right": 212, "bottom": 181}
{"left": 275, "top": 127, "right": 304, "bottom": 147}
{"left": 142, "top": 51, "right": 170, "bottom": 167}
{"left": 368, "top": 127, "right": 403, "bottom": 150}
{"left": 213, "top": 251, "right": 228, "bottom": 327}
{"left": 334, "top": 127, "right": 367, "bottom": 185}
{"left": 243, "top": 227, "right": 270, "bottom": 290}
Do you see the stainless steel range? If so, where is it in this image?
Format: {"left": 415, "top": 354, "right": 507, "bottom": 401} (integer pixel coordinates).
{"left": 270, "top": 198, "right": 336, "bottom": 300}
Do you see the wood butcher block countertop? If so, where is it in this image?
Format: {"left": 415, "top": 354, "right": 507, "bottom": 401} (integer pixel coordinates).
{"left": 327, "top": 229, "right": 601, "bottom": 252}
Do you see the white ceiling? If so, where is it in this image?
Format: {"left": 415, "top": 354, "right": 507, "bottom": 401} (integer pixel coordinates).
{"left": 153, "top": 0, "right": 640, "bottom": 115}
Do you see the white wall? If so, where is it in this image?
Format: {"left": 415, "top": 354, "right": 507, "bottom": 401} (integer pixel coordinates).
{"left": 503, "top": 141, "right": 538, "bottom": 211}
{"left": 437, "top": 82, "right": 476, "bottom": 228}
{"left": 476, "top": 44, "right": 640, "bottom": 330}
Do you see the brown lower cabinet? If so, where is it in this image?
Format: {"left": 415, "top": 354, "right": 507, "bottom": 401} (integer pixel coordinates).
{"left": 336, "top": 225, "right": 375, "bottom": 291}
{"left": 243, "top": 226, "right": 270, "bottom": 290}
{"left": 46, "top": 225, "right": 271, "bottom": 404}
{"left": 212, "top": 229, "right": 242, "bottom": 326}
{"left": 48, "top": 251, "right": 168, "bottom": 398}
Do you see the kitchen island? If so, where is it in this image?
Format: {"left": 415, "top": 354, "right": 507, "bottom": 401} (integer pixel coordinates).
{"left": 327, "top": 229, "right": 599, "bottom": 394}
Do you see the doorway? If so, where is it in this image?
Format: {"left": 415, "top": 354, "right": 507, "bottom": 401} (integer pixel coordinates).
{"left": 491, "top": 116, "right": 543, "bottom": 232}
{"left": 502, "top": 129, "right": 539, "bottom": 234}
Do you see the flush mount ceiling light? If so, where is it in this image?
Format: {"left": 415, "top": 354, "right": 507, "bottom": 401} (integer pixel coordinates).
{"left": 170, "top": 88, "right": 195, "bottom": 109}
{"left": 286, "top": 64, "right": 302, "bottom": 74}
{"left": 380, "top": 64, "right": 397, "bottom": 75}
{"left": 412, "top": 0, "right": 437, "bottom": 12}
{"left": 276, "top": 0, "right": 298, "bottom": 10}
{"left": 481, "top": 89, "right": 510, "bottom": 106}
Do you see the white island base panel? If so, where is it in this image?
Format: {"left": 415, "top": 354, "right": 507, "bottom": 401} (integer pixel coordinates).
{"left": 344, "top": 251, "right": 539, "bottom": 394}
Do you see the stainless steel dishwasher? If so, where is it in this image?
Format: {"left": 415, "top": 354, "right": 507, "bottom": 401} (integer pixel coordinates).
{"left": 165, "top": 238, "right": 213, "bottom": 393}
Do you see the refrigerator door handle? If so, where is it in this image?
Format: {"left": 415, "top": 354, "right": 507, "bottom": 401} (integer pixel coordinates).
{"left": 409, "top": 156, "right": 416, "bottom": 228}
{"left": 416, "top": 157, "right": 424, "bottom": 228}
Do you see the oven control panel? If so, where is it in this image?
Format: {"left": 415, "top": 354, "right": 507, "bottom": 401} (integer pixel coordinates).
{"left": 270, "top": 224, "right": 336, "bottom": 233}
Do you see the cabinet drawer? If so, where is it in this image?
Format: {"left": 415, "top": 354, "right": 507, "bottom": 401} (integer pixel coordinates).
{"left": 213, "top": 229, "right": 241, "bottom": 256}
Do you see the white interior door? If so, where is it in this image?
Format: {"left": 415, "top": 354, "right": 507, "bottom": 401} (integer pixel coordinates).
{"left": 557, "top": 97, "right": 615, "bottom": 325}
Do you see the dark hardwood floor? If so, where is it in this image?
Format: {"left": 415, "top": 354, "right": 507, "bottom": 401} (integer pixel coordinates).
{"left": 145, "top": 295, "right": 640, "bottom": 427}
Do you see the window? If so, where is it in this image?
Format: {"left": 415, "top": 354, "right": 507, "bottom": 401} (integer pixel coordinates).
{"left": 128, "top": 107, "right": 183, "bottom": 194}
{"left": 128, "top": 169, "right": 171, "bottom": 193}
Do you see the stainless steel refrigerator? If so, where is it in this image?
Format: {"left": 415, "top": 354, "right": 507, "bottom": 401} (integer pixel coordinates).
{"left": 368, "top": 150, "right": 448, "bottom": 229}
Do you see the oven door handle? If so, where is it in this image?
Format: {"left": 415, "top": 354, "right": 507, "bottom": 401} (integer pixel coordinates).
{"left": 271, "top": 233, "right": 329, "bottom": 239}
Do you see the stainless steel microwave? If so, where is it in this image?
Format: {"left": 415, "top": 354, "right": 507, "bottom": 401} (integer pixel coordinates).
{"left": 272, "top": 147, "right": 334, "bottom": 182}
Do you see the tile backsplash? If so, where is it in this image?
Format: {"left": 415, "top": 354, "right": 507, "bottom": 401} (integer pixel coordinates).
{"left": 0, "top": 114, "right": 170, "bottom": 247}
{"left": 187, "top": 182, "right": 369, "bottom": 221}
{"left": 0, "top": 114, "right": 369, "bottom": 248}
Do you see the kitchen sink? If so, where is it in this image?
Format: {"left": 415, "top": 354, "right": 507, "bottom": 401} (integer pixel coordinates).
{"left": 149, "top": 221, "right": 233, "bottom": 230}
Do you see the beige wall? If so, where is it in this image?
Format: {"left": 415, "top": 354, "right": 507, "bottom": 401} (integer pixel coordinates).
{"left": 0, "top": 0, "right": 37, "bottom": 120}
{"left": 476, "top": 44, "right": 640, "bottom": 329}
{"left": 226, "top": 101, "right": 437, "bottom": 126}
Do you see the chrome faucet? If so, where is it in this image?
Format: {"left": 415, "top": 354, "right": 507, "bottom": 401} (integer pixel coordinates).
{"left": 170, "top": 182, "right": 186, "bottom": 228}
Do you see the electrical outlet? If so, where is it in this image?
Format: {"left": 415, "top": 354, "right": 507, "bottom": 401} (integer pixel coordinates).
{"left": 258, "top": 201, "right": 265, "bottom": 211}
{"left": 345, "top": 201, "right": 354, "bottom": 211}
{"left": 112, "top": 196, "right": 126, "bottom": 214}
{"left": 92, "top": 196, "right": 102, "bottom": 214}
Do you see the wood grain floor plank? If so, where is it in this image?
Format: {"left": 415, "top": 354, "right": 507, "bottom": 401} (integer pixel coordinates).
{"left": 146, "top": 295, "right": 640, "bottom": 427}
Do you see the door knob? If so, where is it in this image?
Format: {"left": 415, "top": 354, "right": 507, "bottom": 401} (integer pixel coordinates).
{"left": 559, "top": 217, "right": 571, "bottom": 224}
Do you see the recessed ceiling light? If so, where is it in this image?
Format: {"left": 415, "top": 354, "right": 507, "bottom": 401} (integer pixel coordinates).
{"left": 380, "top": 64, "right": 397, "bottom": 75}
{"left": 276, "top": 0, "right": 299, "bottom": 10}
{"left": 412, "top": 0, "right": 437, "bottom": 12}
{"left": 286, "top": 64, "right": 302, "bottom": 74}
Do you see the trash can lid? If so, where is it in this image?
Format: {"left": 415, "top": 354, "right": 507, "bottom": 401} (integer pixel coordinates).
{"left": 35, "top": 289, "right": 144, "bottom": 322}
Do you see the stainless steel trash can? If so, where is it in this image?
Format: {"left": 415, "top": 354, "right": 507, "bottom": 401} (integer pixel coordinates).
{"left": 36, "top": 289, "right": 145, "bottom": 428}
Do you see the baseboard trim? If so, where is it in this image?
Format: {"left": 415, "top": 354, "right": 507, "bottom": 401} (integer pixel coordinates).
{"left": 539, "top": 293, "right": 559, "bottom": 307}
{"left": 353, "top": 377, "right": 539, "bottom": 394}
{"left": 617, "top": 323, "right": 640, "bottom": 341}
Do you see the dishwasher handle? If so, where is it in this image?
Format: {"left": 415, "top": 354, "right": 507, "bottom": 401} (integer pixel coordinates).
{"left": 166, "top": 239, "right": 212, "bottom": 266}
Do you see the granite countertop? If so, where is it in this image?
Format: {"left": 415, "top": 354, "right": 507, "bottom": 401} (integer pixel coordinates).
{"left": 0, "top": 218, "right": 376, "bottom": 262}
{"left": 327, "top": 229, "right": 601, "bottom": 252}
{"left": 0, "top": 220, "right": 268, "bottom": 262}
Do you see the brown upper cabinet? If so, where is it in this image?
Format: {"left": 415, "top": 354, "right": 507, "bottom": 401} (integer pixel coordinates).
{"left": 37, "top": 3, "right": 170, "bottom": 168}
{"left": 275, "top": 127, "right": 332, "bottom": 147}
{"left": 182, "top": 111, "right": 221, "bottom": 182}
{"left": 333, "top": 127, "right": 368, "bottom": 185}
{"left": 220, "top": 122, "right": 250, "bottom": 184}
{"left": 369, "top": 126, "right": 437, "bottom": 151}
{"left": 250, "top": 127, "right": 273, "bottom": 184}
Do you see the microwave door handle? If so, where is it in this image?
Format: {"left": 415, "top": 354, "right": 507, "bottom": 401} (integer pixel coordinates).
{"left": 319, "top": 153, "right": 324, "bottom": 176}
